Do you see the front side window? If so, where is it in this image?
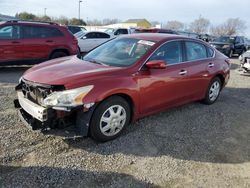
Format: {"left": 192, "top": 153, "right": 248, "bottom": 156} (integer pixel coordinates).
{"left": 0, "top": 25, "right": 20, "bottom": 39}
{"left": 185, "top": 41, "right": 207, "bottom": 61}
{"left": 82, "top": 38, "right": 154, "bottom": 67}
{"left": 149, "top": 41, "right": 183, "bottom": 65}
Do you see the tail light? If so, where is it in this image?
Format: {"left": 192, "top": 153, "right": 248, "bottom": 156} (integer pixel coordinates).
{"left": 72, "top": 36, "right": 78, "bottom": 45}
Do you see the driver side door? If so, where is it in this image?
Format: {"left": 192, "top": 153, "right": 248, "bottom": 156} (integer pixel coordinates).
{"left": 137, "top": 41, "right": 192, "bottom": 115}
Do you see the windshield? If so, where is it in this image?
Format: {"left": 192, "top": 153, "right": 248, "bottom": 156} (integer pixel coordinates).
{"left": 104, "top": 28, "right": 115, "bottom": 34}
{"left": 213, "top": 36, "right": 235, "bottom": 43}
{"left": 82, "top": 38, "right": 155, "bottom": 67}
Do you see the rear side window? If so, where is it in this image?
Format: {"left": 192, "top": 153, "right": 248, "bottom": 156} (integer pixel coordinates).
{"left": 85, "top": 32, "right": 96, "bottom": 39}
{"left": 149, "top": 41, "right": 183, "bottom": 65}
{"left": 0, "top": 25, "right": 20, "bottom": 39}
{"left": 207, "top": 47, "right": 214, "bottom": 57}
{"left": 22, "top": 26, "right": 64, "bottom": 39}
{"left": 185, "top": 41, "right": 207, "bottom": 61}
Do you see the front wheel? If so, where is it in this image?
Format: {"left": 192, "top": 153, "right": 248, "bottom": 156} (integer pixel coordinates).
{"left": 90, "top": 96, "right": 131, "bottom": 142}
{"left": 203, "top": 77, "right": 222, "bottom": 105}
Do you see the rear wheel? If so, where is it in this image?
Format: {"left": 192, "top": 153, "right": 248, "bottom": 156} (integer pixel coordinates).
{"left": 203, "top": 77, "right": 222, "bottom": 105}
{"left": 90, "top": 96, "right": 131, "bottom": 142}
{"left": 50, "top": 51, "right": 67, "bottom": 59}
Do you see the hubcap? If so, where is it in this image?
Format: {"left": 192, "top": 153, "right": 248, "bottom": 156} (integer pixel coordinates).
{"left": 209, "top": 81, "right": 221, "bottom": 101}
{"left": 100, "top": 105, "right": 127, "bottom": 137}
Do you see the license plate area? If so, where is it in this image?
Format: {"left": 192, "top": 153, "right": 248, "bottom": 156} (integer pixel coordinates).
{"left": 17, "top": 91, "right": 47, "bottom": 122}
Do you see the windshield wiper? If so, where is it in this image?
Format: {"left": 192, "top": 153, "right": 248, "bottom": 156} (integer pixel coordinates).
{"left": 85, "top": 58, "right": 108, "bottom": 66}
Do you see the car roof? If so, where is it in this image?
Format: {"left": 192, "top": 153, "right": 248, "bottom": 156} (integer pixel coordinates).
{"left": 84, "top": 31, "right": 110, "bottom": 35}
{"left": 120, "top": 33, "right": 189, "bottom": 42}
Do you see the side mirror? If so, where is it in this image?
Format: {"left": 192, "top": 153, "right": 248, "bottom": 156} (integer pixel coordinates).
{"left": 145, "top": 60, "right": 167, "bottom": 69}
{"left": 81, "top": 36, "right": 87, "bottom": 40}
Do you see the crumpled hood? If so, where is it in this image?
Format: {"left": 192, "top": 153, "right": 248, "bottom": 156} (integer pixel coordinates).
{"left": 23, "top": 55, "right": 121, "bottom": 88}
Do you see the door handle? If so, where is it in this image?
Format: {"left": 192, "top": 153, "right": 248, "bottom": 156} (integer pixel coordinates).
{"left": 12, "top": 41, "right": 20, "bottom": 44}
{"left": 208, "top": 63, "right": 214, "bottom": 68}
{"left": 179, "top": 70, "right": 187, "bottom": 75}
{"left": 46, "top": 40, "right": 53, "bottom": 43}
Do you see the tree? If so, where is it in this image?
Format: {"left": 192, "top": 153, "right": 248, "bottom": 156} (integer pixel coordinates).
{"left": 69, "top": 18, "right": 86, "bottom": 26}
{"left": 189, "top": 16, "right": 210, "bottom": 34}
{"left": 37, "top": 15, "right": 51, "bottom": 22}
{"left": 210, "top": 18, "right": 247, "bottom": 36}
{"left": 164, "top": 20, "right": 184, "bottom": 31}
{"left": 53, "top": 16, "right": 69, "bottom": 25}
{"left": 15, "top": 12, "right": 37, "bottom": 20}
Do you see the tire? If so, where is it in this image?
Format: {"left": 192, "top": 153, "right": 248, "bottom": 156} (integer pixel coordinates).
{"left": 90, "top": 96, "right": 131, "bottom": 142}
{"left": 203, "top": 77, "right": 222, "bottom": 105}
{"left": 50, "top": 51, "right": 67, "bottom": 59}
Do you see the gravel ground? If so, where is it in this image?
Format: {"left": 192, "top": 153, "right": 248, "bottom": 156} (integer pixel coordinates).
{"left": 0, "top": 59, "right": 250, "bottom": 188}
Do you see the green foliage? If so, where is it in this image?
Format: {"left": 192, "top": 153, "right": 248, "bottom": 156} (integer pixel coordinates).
{"left": 14, "top": 12, "right": 86, "bottom": 26}
{"left": 69, "top": 18, "right": 86, "bottom": 26}
{"left": 15, "top": 12, "right": 36, "bottom": 20}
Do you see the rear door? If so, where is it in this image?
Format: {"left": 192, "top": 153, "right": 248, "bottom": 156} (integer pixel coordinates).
{"left": 183, "top": 40, "right": 215, "bottom": 100}
{"left": 0, "top": 25, "right": 23, "bottom": 63}
{"left": 20, "top": 25, "right": 64, "bottom": 61}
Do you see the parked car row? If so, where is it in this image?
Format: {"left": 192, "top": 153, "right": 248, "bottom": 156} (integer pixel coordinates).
{"left": 210, "top": 36, "right": 248, "bottom": 58}
{"left": 1, "top": 19, "right": 249, "bottom": 66}
{"left": 0, "top": 20, "right": 79, "bottom": 65}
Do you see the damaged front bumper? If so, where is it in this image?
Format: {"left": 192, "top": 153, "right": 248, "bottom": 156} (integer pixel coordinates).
{"left": 14, "top": 90, "right": 96, "bottom": 138}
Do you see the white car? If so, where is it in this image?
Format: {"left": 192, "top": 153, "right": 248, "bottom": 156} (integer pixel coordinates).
{"left": 105, "top": 28, "right": 133, "bottom": 37}
{"left": 77, "top": 31, "right": 111, "bottom": 53}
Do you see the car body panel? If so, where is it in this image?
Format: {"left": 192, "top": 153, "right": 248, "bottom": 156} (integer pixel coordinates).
{"left": 18, "top": 34, "right": 230, "bottom": 130}
{"left": 0, "top": 21, "right": 78, "bottom": 65}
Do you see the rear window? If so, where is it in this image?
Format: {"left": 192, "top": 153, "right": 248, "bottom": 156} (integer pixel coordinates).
{"left": 22, "top": 25, "right": 64, "bottom": 39}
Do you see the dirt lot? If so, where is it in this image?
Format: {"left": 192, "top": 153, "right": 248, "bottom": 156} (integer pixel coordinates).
{"left": 0, "top": 59, "right": 250, "bottom": 188}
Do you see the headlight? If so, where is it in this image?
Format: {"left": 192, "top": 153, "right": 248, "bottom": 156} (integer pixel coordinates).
{"left": 43, "top": 85, "right": 94, "bottom": 107}
{"left": 222, "top": 45, "right": 230, "bottom": 48}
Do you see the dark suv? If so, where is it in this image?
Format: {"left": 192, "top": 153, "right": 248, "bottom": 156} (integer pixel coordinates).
{"left": 210, "top": 36, "right": 247, "bottom": 58}
{"left": 0, "top": 20, "right": 79, "bottom": 65}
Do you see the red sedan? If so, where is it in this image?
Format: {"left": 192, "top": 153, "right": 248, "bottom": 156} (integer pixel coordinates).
{"left": 14, "top": 34, "right": 230, "bottom": 142}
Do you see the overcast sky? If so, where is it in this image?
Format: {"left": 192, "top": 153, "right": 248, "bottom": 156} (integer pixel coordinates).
{"left": 1, "top": 0, "right": 249, "bottom": 36}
